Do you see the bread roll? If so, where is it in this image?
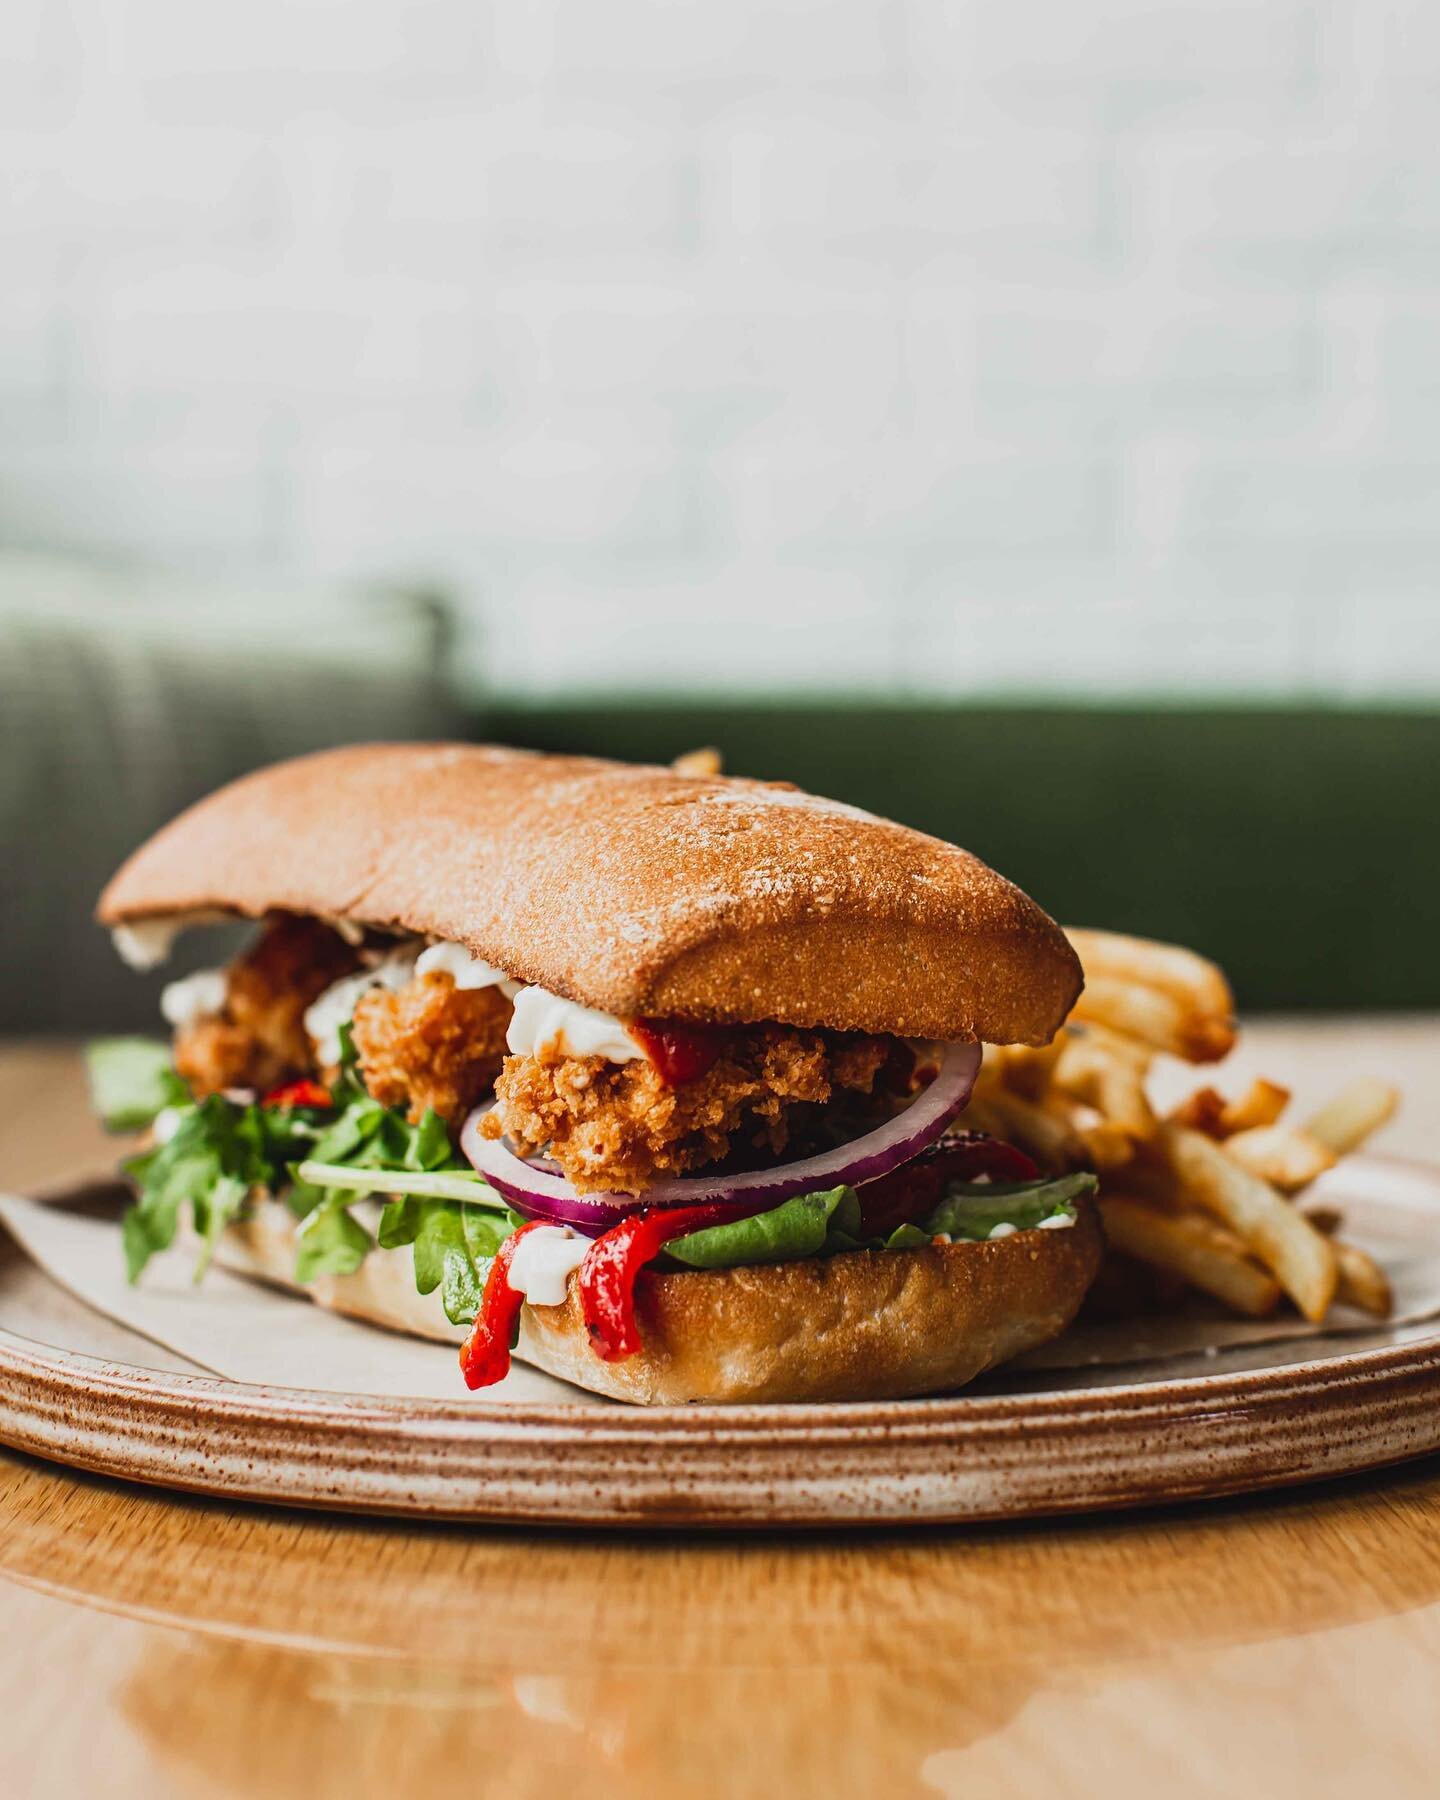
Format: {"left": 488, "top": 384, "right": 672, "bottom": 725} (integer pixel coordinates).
{"left": 219, "top": 1197, "right": 1103, "bottom": 1406}
{"left": 99, "top": 742, "right": 1081, "bottom": 1045}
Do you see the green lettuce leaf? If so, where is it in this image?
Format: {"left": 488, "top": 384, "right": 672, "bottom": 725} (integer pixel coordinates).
{"left": 377, "top": 1196, "right": 522, "bottom": 1325}
{"left": 661, "top": 1173, "right": 1097, "bottom": 1273}
{"left": 879, "top": 1222, "right": 933, "bottom": 1251}
{"left": 295, "top": 1198, "right": 374, "bottom": 1281}
{"left": 120, "top": 1093, "right": 319, "bottom": 1282}
{"left": 666, "top": 1187, "right": 853, "bottom": 1269}
{"left": 86, "top": 1038, "right": 189, "bottom": 1132}
{"left": 97, "top": 1013, "right": 510, "bottom": 1297}
{"left": 283, "top": 1070, "right": 477, "bottom": 1215}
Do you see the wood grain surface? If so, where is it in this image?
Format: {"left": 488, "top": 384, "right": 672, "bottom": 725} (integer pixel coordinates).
{"left": 3, "top": 1028, "right": 1439, "bottom": 1799}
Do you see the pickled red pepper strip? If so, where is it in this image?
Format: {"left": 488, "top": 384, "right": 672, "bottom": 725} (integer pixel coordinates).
{"left": 459, "top": 1220, "right": 550, "bottom": 1389}
{"left": 261, "top": 1078, "right": 333, "bottom": 1111}
{"left": 580, "top": 1205, "right": 737, "bottom": 1361}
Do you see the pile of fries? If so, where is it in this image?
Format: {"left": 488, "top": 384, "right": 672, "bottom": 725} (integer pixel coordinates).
{"left": 970, "top": 929, "right": 1400, "bottom": 1324}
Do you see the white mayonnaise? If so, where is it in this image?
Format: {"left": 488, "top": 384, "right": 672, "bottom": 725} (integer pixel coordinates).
{"left": 112, "top": 920, "right": 184, "bottom": 971}
{"left": 506, "top": 986, "right": 643, "bottom": 1064}
{"left": 988, "top": 1212, "right": 1075, "bottom": 1241}
{"left": 506, "top": 1225, "right": 589, "bottom": 1306}
{"left": 414, "top": 940, "right": 520, "bottom": 997}
{"left": 110, "top": 910, "right": 229, "bottom": 970}
{"left": 151, "top": 1105, "right": 185, "bottom": 1145}
{"left": 159, "top": 968, "right": 228, "bottom": 1029}
{"left": 303, "top": 946, "right": 421, "bottom": 1065}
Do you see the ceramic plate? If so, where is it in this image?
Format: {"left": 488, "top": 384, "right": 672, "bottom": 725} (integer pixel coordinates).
{"left": 2, "top": 1156, "right": 1439, "bottom": 1528}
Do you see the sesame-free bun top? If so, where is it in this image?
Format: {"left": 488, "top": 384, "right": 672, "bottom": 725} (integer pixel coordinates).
{"left": 97, "top": 742, "right": 1081, "bottom": 1045}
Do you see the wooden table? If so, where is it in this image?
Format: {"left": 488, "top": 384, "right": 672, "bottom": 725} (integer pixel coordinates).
{"left": 3, "top": 1027, "right": 1439, "bottom": 1800}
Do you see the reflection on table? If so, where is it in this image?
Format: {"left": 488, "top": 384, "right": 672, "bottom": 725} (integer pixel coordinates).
{"left": 3, "top": 1447, "right": 1440, "bottom": 1799}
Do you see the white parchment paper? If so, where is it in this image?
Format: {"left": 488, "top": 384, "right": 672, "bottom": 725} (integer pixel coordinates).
{"left": 0, "top": 1191, "right": 605, "bottom": 1404}
{"left": 4, "top": 1164, "right": 1439, "bottom": 1397}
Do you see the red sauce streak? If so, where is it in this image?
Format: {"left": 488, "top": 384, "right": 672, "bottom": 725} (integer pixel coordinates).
{"left": 628, "top": 1018, "right": 733, "bottom": 1084}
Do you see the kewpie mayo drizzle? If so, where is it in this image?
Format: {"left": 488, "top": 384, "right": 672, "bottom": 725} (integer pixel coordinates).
{"left": 505, "top": 986, "right": 643, "bottom": 1064}
{"left": 505, "top": 1225, "right": 589, "bottom": 1305}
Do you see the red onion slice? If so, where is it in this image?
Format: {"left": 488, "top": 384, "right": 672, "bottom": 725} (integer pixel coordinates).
{"left": 459, "top": 1038, "right": 981, "bottom": 1233}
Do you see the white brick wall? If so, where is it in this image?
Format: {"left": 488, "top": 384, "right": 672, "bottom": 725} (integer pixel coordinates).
{"left": 2, "top": 0, "right": 1439, "bottom": 697}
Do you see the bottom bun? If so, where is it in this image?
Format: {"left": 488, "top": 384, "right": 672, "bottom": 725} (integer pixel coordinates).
{"left": 218, "top": 1197, "right": 1103, "bottom": 1405}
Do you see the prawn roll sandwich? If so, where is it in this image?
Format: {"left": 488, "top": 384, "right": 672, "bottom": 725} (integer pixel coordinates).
{"left": 92, "top": 743, "right": 1101, "bottom": 1404}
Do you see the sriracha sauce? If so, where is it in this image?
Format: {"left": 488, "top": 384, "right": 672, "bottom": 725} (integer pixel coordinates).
{"left": 628, "top": 1018, "right": 732, "bottom": 1084}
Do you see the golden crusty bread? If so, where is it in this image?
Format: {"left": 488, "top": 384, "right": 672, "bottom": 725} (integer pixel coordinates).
{"left": 219, "top": 1196, "right": 1103, "bottom": 1405}
{"left": 98, "top": 742, "right": 1080, "bottom": 1045}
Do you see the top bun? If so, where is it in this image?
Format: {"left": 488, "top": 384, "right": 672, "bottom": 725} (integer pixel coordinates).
{"left": 97, "top": 742, "right": 1081, "bottom": 1045}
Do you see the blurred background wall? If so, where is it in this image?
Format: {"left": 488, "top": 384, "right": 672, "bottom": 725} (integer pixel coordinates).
{"left": 1, "top": 1, "right": 1437, "bottom": 1025}
{"left": 5, "top": 0, "right": 1440, "bottom": 697}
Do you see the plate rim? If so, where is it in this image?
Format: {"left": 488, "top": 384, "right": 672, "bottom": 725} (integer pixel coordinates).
{"left": 4, "top": 1149, "right": 1438, "bottom": 1436}
{"left": 4, "top": 1314, "right": 1440, "bottom": 1442}
{"left": 4, "top": 1152, "right": 1440, "bottom": 1524}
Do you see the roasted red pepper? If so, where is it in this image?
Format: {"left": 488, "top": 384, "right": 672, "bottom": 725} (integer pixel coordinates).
{"left": 459, "top": 1220, "right": 550, "bottom": 1390}
{"left": 261, "top": 1078, "right": 333, "bottom": 1111}
{"left": 580, "top": 1204, "right": 736, "bottom": 1360}
{"left": 856, "top": 1131, "right": 1041, "bottom": 1237}
{"left": 628, "top": 1018, "right": 732, "bottom": 1085}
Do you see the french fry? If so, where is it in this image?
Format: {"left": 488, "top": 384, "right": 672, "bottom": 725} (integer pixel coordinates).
{"left": 1052, "top": 1037, "right": 1156, "bottom": 1139}
{"left": 978, "top": 927, "right": 1399, "bottom": 1329}
{"left": 1332, "top": 1241, "right": 1393, "bottom": 1318}
{"left": 991, "top": 1037, "right": 1067, "bottom": 1101}
{"left": 1220, "top": 1078, "right": 1291, "bottom": 1135}
{"left": 1157, "top": 1122, "right": 1338, "bottom": 1322}
{"left": 1299, "top": 1204, "right": 1343, "bottom": 1237}
{"left": 1044, "top": 1094, "right": 1135, "bottom": 1172}
{"left": 1098, "top": 1063, "right": 1156, "bottom": 1140}
{"left": 1066, "top": 928, "right": 1235, "bottom": 1015}
{"left": 1098, "top": 1194, "right": 1282, "bottom": 1318}
{"left": 1223, "top": 1125, "right": 1337, "bottom": 1195}
{"left": 670, "top": 746, "right": 723, "bottom": 776}
{"left": 1303, "top": 1078, "right": 1400, "bottom": 1157}
{"left": 1170, "top": 1079, "right": 1292, "bottom": 1141}
{"left": 1168, "top": 1086, "right": 1229, "bottom": 1137}
{"left": 1071, "top": 1022, "right": 1154, "bottom": 1073}
{"left": 1079, "top": 1121, "right": 1137, "bottom": 1173}
{"left": 1065, "top": 929, "right": 1237, "bottom": 1062}
{"left": 1066, "top": 976, "right": 1235, "bottom": 1064}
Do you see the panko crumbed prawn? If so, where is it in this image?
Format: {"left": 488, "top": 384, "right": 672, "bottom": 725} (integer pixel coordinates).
{"left": 173, "top": 914, "right": 358, "bottom": 1097}
{"left": 351, "top": 972, "right": 512, "bottom": 1128}
{"left": 486, "top": 1027, "right": 894, "bottom": 1195}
